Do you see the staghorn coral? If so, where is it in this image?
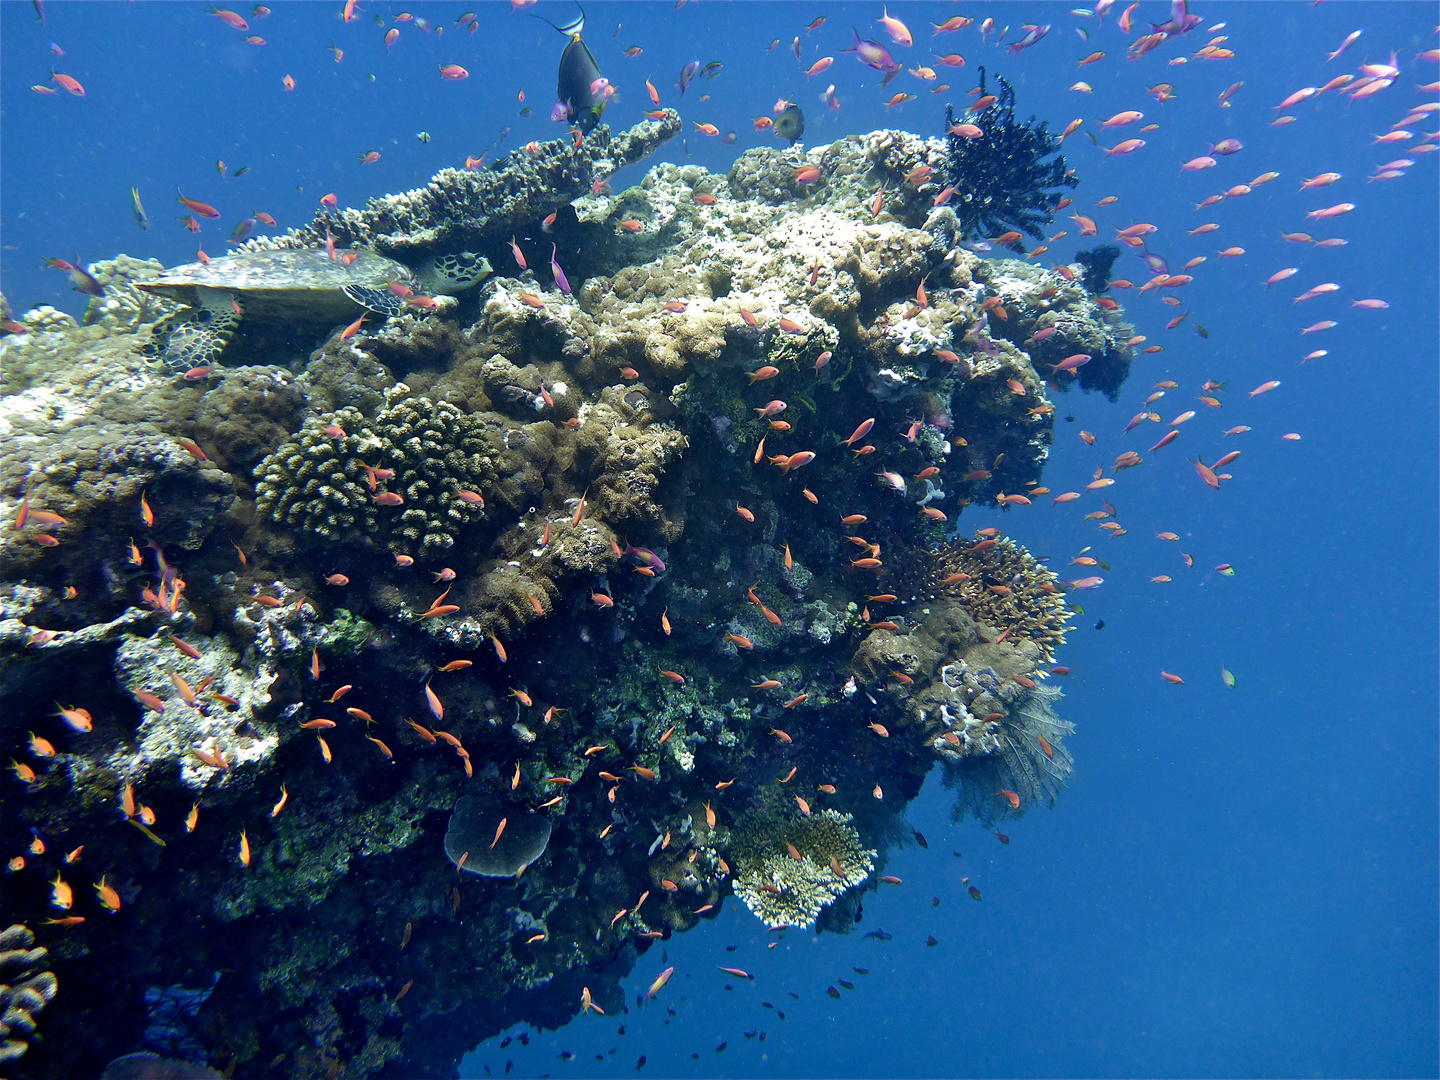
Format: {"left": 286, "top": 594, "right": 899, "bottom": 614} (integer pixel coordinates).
{"left": 254, "top": 393, "right": 495, "bottom": 558}
{"left": 0, "top": 924, "right": 57, "bottom": 1066}
{"left": 727, "top": 809, "right": 874, "bottom": 929}
{"left": 924, "top": 534, "right": 1072, "bottom": 662}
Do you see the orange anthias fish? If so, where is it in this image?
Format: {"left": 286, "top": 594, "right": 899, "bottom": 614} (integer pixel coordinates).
{"left": 95, "top": 875, "right": 122, "bottom": 912}
{"left": 51, "top": 71, "right": 86, "bottom": 96}
{"left": 176, "top": 191, "right": 221, "bottom": 218}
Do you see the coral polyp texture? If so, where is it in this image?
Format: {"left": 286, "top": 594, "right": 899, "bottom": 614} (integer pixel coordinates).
{"left": 928, "top": 534, "right": 1073, "bottom": 662}
{"left": 0, "top": 110, "right": 1129, "bottom": 1079}
{"left": 0, "top": 925, "right": 57, "bottom": 1067}
{"left": 255, "top": 394, "right": 495, "bottom": 557}
{"left": 728, "top": 809, "right": 876, "bottom": 929}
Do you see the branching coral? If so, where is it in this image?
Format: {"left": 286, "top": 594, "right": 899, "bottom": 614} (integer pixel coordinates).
{"left": 727, "top": 809, "right": 874, "bottom": 929}
{"left": 943, "top": 70, "right": 1075, "bottom": 248}
{"left": 254, "top": 394, "right": 495, "bottom": 558}
{"left": 925, "top": 535, "right": 1072, "bottom": 662}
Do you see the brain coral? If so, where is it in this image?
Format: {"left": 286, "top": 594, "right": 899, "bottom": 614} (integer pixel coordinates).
{"left": 254, "top": 394, "right": 495, "bottom": 558}
{"left": 727, "top": 809, "right": 874, "bottom": 929}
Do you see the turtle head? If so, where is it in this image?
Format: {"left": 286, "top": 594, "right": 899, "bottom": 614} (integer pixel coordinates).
{"left": 417, "top": 252, "right": 493, "bottom": 295}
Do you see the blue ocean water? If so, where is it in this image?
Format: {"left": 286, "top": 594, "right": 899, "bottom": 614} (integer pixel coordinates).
{"left": 1, "top": 2, "right": 1435, "bottom": 1078}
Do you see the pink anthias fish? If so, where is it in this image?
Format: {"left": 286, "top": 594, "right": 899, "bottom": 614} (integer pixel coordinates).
{"left": 1293, "top": 282, "right": 1339, "bottom": 303}
{"left": 1104, "top": 139, "right": 1146, "bottom": 159}
{"left": 841, "top": 27, "right": 900, "bottom": 76}
{"left": 1007, "top": 24, "right": 1049, "bottom": 57}
{"left": 549, "top": 244, "right": 571, "bottom": 295}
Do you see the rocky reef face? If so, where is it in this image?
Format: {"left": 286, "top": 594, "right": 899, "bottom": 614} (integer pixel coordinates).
{"left": 0, "top": 116, "right": 1131, "bottom": 1079}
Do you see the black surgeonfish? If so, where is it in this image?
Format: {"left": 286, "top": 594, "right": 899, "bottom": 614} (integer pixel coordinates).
{"left": 537, "top": 4, "right": 606, "bottom": 134}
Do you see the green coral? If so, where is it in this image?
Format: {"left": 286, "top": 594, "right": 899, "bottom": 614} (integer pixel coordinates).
{"left": 727, "top": 809, "right": 874, "bottom": 929}
{"left": 320, "top": 607, "right": 376, "bottom": 656}
{"left": 254, "top": 393, "right": 495, "bottom": 558}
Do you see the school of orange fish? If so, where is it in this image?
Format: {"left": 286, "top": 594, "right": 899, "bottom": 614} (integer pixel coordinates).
{"left": 9, "top": 0, "right": 1438, "bottom": 1069}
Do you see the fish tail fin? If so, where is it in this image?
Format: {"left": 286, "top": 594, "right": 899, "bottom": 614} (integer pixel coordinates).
{"left": 532, "top": 1, "right": 584, "bottom": 39}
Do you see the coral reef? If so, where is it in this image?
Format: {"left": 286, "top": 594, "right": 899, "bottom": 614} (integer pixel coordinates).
{"left": 0, "top": 925, "right": 57, "bottom": 1067}
{"left": 728, "top": 810, "right": 875, "bottom": 929}
{"left": 0, "top": 109, "right": 1130, "bottom": 1079}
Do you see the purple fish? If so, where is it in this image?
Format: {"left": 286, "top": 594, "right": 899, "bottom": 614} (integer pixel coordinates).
{"left": 1153, "top": 0, "right": 1202, "bottom": 36}
{"left": 840, "top": 27, "right": 898, "bottom": 74}
{"left": 550, "top": 100, "right": 573, "bottom": 124}
{"left": 229, "top": 217, "right": 257, "bottom": 244}
{"left": 549, "top": 244, "right": 571, "bottom": 295}
{"left": 1207, "top": 139, "right": 1243, "bottom": 156}
{"left": 624, "top": 543, "right": 666, "bottom": 574}
{"left": 1007, "top": 23, "right": 1049, "bottom": 56}
{"left": 68, "top": 264, "right": 103, "bottom": 297}
{"left": 676, "top": 60, "right": 700, "bottom": 96}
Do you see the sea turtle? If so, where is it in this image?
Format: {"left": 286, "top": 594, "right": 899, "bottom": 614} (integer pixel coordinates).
{"left": 134, "top": 247, "right": 491, "bottom": 372}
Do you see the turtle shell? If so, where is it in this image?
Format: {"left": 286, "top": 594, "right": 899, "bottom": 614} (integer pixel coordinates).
{"left": 136, "top": 248, "right": 415, "bottom": 322}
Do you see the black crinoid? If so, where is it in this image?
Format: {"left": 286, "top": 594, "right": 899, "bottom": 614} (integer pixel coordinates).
{"left": 943, "top": 69, "right": 1076, "bottom": 252}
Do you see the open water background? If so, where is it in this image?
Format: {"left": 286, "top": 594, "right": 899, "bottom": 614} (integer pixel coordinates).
{"left": 2, "top": 2, "right": 1436, "bottom": 1077}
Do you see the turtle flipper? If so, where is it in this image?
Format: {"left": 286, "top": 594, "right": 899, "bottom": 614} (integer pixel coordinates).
{"left": 342, "top": 284, "right": 408, "bottom": 318}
